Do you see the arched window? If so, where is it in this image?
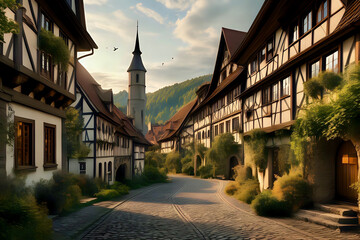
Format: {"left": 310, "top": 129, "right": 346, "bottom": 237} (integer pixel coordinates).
{"left": 104, "top": 162, "right": 107, "bottom": 182}
{"left": 108, "top": 162, "right": 112, "bottom": 182}
{"left": 99, "top": 163, "right": 102, "bottom": 178}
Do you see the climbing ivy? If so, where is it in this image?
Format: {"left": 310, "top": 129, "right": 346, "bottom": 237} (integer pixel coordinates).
{"left": 244, "top": 129, "right": 268, "bottom": 172}
{"left": 0, "top": 0, "right": 19, "bottom": 43}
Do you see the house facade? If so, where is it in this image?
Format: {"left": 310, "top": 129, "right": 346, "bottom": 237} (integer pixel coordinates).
{"left": 70, "top": 63, "right": 150, "bottom": 184}
{"left": 0, "top": 0, "right": 96, "bottom": 185}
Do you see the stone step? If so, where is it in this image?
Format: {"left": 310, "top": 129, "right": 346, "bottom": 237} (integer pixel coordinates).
{"left": 295, "top": 210, "right": 359, "bottom": 232}
{"left": 299, "top": 209, "right": 358, "bottom": 224}
{"left": 315, "top": 203, "right": 358, "bottom": 217}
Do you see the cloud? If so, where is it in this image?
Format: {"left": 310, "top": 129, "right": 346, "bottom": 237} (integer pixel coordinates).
{"left": 86, "top": 10, "right": 134, "bottom": 41}
{"left": 156, "top": 0, "right": 195, "bottom": 11}
{"left": 85, "top": 0, "right": 108, "bottom": 6}
{"left": 90, "top": 72, "right": 129, "bottom": 93}
{"left": 135, "top": 3, "right": 164, "bottom": 24}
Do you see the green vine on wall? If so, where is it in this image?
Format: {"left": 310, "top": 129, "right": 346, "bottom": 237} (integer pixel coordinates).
{"left": 0, "top": 0, "right": 19, "bottom": 43}
{"left": 39, "top": 29, "right": 70, "bottom": 71}
{"left": 0, "top": 106, "right": 15, "bottom": 147}
{"left": 244, "top": 129, "right": 268, "bottom": 172}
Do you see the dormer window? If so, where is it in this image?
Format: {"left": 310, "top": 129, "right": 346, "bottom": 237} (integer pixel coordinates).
{"left": 317, "top": 0, "right": 328, "bottom": 23}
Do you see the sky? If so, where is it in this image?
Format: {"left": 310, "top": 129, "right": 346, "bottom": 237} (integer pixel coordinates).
{"left": 80, "top": 0, "right": 264, "bottom": 94}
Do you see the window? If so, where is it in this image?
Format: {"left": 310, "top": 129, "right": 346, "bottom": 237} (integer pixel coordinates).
{"left": 250, "top": 57, "right": 258, "bottom": 74}
{"left": 44, "top": 124, "right": 56, "bottom": 166}
{"left": 317, "top": 0, "right": 328, "bottom": 23}
{"left": 310, "top": 61, "right": 320, "bottom": 78}
{"left": 40, "top": 52, "right": 52, "bottom": 79}
{"left": 104, "top": 162, "right": 107, "bottom": 181}
{"left": 260, "top": 47, "right": 266, "bottom": 63}
{"left": 302, "top": 11, "right": 312, "bottom": 35}
{"left": 227, "top": 91, "right": 233, "bottom": 105}
{"left": 289, "top": 24, "right": 298, "bottom": 44}
{"left": 15, "top": 118, "right": 34, "bottom": 168}
{"left": 207, "top": 130, "right": 210, "bottom": 138}
{"left": 325, "top": 51, "right": 339, "bottom": 73}
{"left": 41, "top": 13, "right": 52, "bottom": 31}
{"left": 266, "top": 38, "right": 274, "bottom": 61}
{"left": 79, "top": 162, "right": 86, "bottom": 174}
{"left": 219, "top": 123, "right": 224, "bottom": 134}
{"left": 136, "top": 74, "right": 139, "bottom": 83}
{"left": 232, "top": 117, "right": 240, "bottom": 132}
{"left": 215, "top": 125, "right": 219, "bottom": 136}
{"left": 272, "top": 83, "right": 279, "bottom": 101}
{"left": 263, "top": 86, "right": 271, "bottom": 105}
{"left": 202, "top": 131, "right": 204, "bottom": 139}
{"left": 280, "top": 77, "right": 290, "bottom": 97}
{"left": 226, "top": 120, "right": 230, "bottom": 133}
{"left": 108, "top": 162, "right": 112, "bottom": 182}
{"left": 99, "top": 163, "right": 102, "bottom": 178}
{"left": 197, "top": 132, "right": 201, "bottom": 140}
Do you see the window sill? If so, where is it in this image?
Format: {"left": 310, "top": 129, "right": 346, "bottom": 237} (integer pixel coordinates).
{"left": 43, "top": 163, "right": 58, "bottom": 170}
{"left": 15, "top": 166, "right": 38, "bottom": 172}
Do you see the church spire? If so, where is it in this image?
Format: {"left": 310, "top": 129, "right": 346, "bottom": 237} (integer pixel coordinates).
{"left": 133, "top": 21, "right": 142, "bottom": 55}
{"left": 128, "top": 22, "right": 147, "bottom": 72}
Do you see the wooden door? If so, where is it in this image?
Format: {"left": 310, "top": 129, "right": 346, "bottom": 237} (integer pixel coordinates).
{"left": 336, "top": 141, "right": 358, "bottom": 202}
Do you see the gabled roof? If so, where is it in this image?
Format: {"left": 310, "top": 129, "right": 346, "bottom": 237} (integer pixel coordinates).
{"left": 206, "top": 28, "right": 247, "bottom": 97}
{"left": 192, "top": 67, "right": 244, "bottom": 113}
{"left": 113, "top": 107, "right": 151, "bottom": 146}
{"left": 76, "top": 62, "right": 123, "bottom": 126}
{"left": 222, "top": 28, "right": 247, "bottom": 57}
{"left": 145, "top": 99, "right": 197, "bottom": 144}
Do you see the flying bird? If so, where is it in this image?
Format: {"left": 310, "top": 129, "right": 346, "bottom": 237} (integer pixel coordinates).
{"left": 162, "top": 63, "right": 164, "bottom": 66}
{"left": 172, "top": 57, "right": 174, "bottom": 60}
{"left": 113, "top": 47, "right": 118, "bottom": 51}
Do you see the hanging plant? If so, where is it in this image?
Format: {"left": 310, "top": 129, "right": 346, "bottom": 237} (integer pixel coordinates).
{"left": 39, "top": 29, "right": 70, "bottom": 71}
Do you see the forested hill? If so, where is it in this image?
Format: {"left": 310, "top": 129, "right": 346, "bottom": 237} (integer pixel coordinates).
{"left": 113, "top": 74, "right": 212, "bottom": 124}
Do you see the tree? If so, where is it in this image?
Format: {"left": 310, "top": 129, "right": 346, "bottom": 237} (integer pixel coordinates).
{"left": 0, "top": 0, "right": 19, "bottom": 43}
{"left": 165, "top": 152, "right": 181, "bottom": 173}
{"left": 206, "top": 133, "right": 240, "bottom": 176}
{"left": 292, "top": 64, "right": 360, "bottom": 171}
{"left": 65, "top": 107, "right": 90, "bottom": 159}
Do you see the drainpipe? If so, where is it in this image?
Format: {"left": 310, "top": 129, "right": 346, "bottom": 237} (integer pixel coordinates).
{"left": 77, "top": 48, "right": 94, "bottom": 61}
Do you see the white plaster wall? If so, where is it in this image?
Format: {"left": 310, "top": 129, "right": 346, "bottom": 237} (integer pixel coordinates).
{"left": 69, "top": 158, "right": 94, "bottom": 178}
{"left": 6, "top": 103, "right": 62, "bottom": 186}
{"left": 97, "top": 157, "right": 115, "bottom": 184}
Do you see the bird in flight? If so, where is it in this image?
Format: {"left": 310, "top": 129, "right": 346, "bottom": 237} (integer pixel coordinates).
{"left": 162, "top": 63, "right": 164, "bottom": 66}
{"left": 113, "top": 47, "right": 118, "bottom": 51}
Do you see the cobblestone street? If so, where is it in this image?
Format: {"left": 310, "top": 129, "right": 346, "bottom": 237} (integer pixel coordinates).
{"left": 79, "top": 175, "right": 360, "bottom": 240}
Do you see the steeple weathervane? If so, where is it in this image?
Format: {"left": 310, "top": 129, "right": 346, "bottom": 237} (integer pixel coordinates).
{"left": 133, "top": 21, "right": 142, "bottom": 55}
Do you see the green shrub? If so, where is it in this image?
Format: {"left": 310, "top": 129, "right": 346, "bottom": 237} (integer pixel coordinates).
{"left": 304, "top": 78, "right": 324, "bottom": 99}
{"left": 73, "top": 175, "right": 100, "bottom": 197}
{"left": 165, "top": 152, "right": 182, "bottom": 173}
{"left": 181, "top": 155, "right": 194, "bottom": 175}
{"left": 198, "top": 164, "right": 213, "bottom": 178}
{"left": 251, "top": 190, "right": 291, "bottom": 217}
{"left": 0, "top": 177, "right": 52, "bottom": 240}
{"left": 95, "top": 189, "right": 120, "bottom": 200}
{"left": 143, "top": 165, "right": 168, "bottom": 183}
{"left": 272, "top": 172, "right": 312, "bottom": 212}
{"left": 244, "top": 130, "right": 268, "bottom": 171}
{"left": 234, "top": 165, "right": 253, "bottom": 184}
{"left": 319, "top": 71, "right": 342, "bottom": 91}
{"left": 34, "top": 171, "right": 82, "bottom": 214}
{"left": 225, "top": 182, "right": 240, "bottom": 196}
{"left": 234, "top": 179, "right": 260, "bottom": 204}
{"left": 110, "top": 182, "right": 130, "bottom": 195}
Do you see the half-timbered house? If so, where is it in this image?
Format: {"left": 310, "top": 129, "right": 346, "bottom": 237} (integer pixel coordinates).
{"left": 191, "top": 28, "right": 247, "bottom": 178}
{"left": 71, "top": 63, "right": 150, "bottom": 184}
{"left": 0, "top": 0, "right": 96, "bottom": 184}
{"left": 231, "top": 0, "right": 360, "bottom": 203}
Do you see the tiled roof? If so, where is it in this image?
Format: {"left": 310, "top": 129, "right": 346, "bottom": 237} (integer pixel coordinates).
{"left": 145, "top": 99, "right": 197, "bottom": 143}
{"left": 335, "top": 0, "right": 360, "bottom": 32}
{"left": 77, "top": 62, "right": 150, "bottom": 146}
{"left": 222, "top": 28, "right": 247, "bottom": 57}
{"left": 193, "top": 67, "right": 244, "bottom": 113}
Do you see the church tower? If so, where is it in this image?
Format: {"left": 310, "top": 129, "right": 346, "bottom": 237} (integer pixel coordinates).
{"left": 127, "top": 24, "right": 146, "bottom": 135}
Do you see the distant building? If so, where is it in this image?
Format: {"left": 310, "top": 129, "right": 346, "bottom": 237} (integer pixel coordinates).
{"left": 0, "top": 0, "right": 96, "bottom": 185}
{"left": 70, "top": 63, "right": 150, "bottom": 183}
{"left": 127, "top": 26, "right": 147, "bottom": 135}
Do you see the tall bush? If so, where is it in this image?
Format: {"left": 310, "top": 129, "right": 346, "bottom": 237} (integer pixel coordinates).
{"left": 0, "top": 177, "right": 52, "bottom": 240}
{"left": 206, "top": 133, "right": 240, "bottom": 176}
{"left": 165, "top": 152, "right": 182, "bottom": 173}
{"left": 244, "top": 129, "right": 268, "bottom": 172}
